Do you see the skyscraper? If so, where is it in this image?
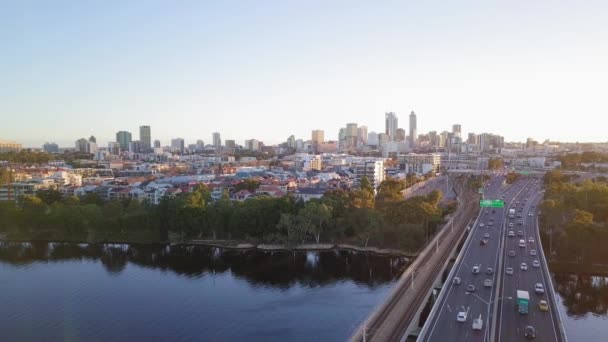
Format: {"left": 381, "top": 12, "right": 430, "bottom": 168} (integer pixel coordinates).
{"left": 345, "top": 123, "right": 358, "bottom": 150}
{"left": 154, "top": 140, "right": 161, "bottom": 148}
{"left": 452, "top": 124, "right": 462, "bottom": 138}
{"left": 116, "top": 131, "right": 132, "bottom": 151}
{"left": 396, "top": 128, "right": 406, "bottom": 142}
{"left": 212, "top": 132, "right": 221, "bottom": 148}
{"left": 139, "top": 125, "right": 151, "bottom": 152}
{"left": 171, "top": 138, "right": 185, "bottom": 153}
{"left": 409, "top": 111, "right": 417, "bottom": 148}
{"left": 311, "top": 130, "right": 324, "bottom": 154}
{"left": 357, "top": 126, "right": 368, "bottom": 146}
{"left": 385, "top": 112, "right": 398, "bottom": 141}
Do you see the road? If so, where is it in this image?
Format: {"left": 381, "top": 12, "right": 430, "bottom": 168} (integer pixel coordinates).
{"left": 496, "top": 176, "right": 562, "bottom": 341}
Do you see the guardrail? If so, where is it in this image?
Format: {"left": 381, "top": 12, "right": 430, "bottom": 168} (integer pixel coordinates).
{"left": 535, "top": 215, "right": 568, "bottom": 342}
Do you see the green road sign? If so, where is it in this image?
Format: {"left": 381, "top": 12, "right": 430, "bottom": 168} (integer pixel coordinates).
{"left": 519, "top": 170, "right": 530, "bottom": 175}
{"left": 480, "top": 199, "right": 505, "bottom": 208}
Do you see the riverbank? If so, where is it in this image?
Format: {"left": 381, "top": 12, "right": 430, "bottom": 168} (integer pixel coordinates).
{"left": 0, "top": 236, "right": 413, "bottom": 258}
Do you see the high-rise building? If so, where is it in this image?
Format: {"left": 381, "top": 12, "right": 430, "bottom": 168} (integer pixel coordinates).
{"left": 213, "top": 132, "right": 221, "bottom": 148}
{"left": 116, "top": 131, "right": 132, "bottom": 151}
{"left": 345, "top": 123, "right": 358, "bottom": 150}
{"left": 75, "top": 138, "right": 88, "bottom": 153}
{"left": 225, "top": 140, "right": 236, "bottom": 150}
{"left": 378, "top": 133, "right": 389, "bottom": 147}
{"left": 452, "top": 124, "right": 462, "bottom": 138}
{"left": 357, "top": 126, "right": 368, "bottom": 146}
{"left": 367, "top": 132, "right": 378, "bottom": 147}
{"left": 245, "top": 139, "right": 260, "bottom": 151}
{"left": 108, "top": 142, "right": 121, "bottom": 155}
{"left": 467, "top": 133, "right": 477, "bottom": 145}
{"left": 287, "top": 135, "right": 296, "bottom": 149}
{"left": 439, "top": 131, "right": 449, "bottom": 148}
{"left": 139, "top": 126, "right": 151, "bottom": 152}
{"left": 385, "top": 112, "right": 398, "bottom": 141}
{"left": 428, "top": 131, "right": 438, "bottom": 147}
{"left": 171, "top": 138, "right": 185, "bottom": 153}
{"left": 43, "top": 142, "right": 59, "bottom": 153}
{"left": 88, "top": 136, "right": 97, "bottom": 143}
{"left": 396, "top": 128, "right": 406, "bottom": 142}
{"left": 338, "top": 128, "right": 346, "bottom": 150}
{"left": 311, "top": 130, "right": 324, "bottom": 153}
{"left": 196, "top": 140, "right": 205, "bottom": 151}
{"left": 354, "top": 160, "right": 385, "bottom": 193}
{"left": 153, "top": 140, "right": 161, "bottom": 148}
{"left": 409, "top": 111, "right": 417, "bottom": 148}
{"left": 129, "top": 140, "right": 141, "bottom": 154}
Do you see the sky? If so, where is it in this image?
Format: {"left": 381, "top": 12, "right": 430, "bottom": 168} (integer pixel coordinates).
{"left": 1, "top": 1, "right": 607, "bottom": 147}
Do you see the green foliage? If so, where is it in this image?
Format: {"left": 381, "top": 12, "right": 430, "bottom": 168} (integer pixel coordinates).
{"left": 0, "top": 150, "right": 54, "bottom": 164}
{"left": 235, "top": 179, "right": 261, "bottom": 193}
{"left": 505, "top": 172, "right": 521, "bottom": 184}
{"left": 36, "top": 189, "right": 63, "bottom": 205}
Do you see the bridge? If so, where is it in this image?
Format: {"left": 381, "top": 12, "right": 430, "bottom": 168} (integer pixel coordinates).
{"left": 351, "top": 173, "right": 568, "bottom": 341}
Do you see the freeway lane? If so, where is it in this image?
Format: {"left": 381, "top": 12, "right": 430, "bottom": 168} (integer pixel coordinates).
{"left": 423, "top": 174, "right": 531, "bottom": 342}
{"left": 497, "top": 176, "right": 561, "bottom": 342}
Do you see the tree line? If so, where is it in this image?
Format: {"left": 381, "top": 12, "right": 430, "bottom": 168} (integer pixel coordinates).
{"left": 0, "top": 177, "right": 451, "bottom": 252}
{"left": 540, "top": 170, "right": 608, "bottom": 263}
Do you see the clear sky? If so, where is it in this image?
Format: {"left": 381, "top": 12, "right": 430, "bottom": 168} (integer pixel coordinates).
{"left": 1, "top": 1, "right": 607, "bottom": 147}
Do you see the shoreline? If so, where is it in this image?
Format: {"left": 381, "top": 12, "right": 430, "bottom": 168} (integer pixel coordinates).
{"left": 0, "top": 237, "right": 414, "bottom": 258}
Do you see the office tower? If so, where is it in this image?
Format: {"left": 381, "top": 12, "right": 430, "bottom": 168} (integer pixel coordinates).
{"left": 467, "top": 133, "right": 477, "bottom": 145}
{"left": 129, "top": 140, "right": 141, "bottom": 153}
{"left": 338, "top": 128, "right": 346, "bottom": 150}
{"left": 367, "top": 132, "right": 378, "bottom": 147}
{"left": 225, "top": 140, "right": 236, "bottom": 149}
{"left": 396, "top": 128, "right": 406, "bottom": 142}
{"left": 428, "top": 131, "right": 438, "bottom": 147}
{"left": 312, "top": 129, "right": 324, "bottom": 153}
{"left": 378, "top": 133, "right": 389, "bottom": 147}
{"left": 213, "top": 132, "right": 221, "bottom": 148}
{"left": 196, "top": 140, "right": 205, "bottom": 151}
{"left": 357, "top": 126, "right": 368, "bottom": 146}
{"left": 108, "top": 142, "right": 121, "bottom": 155}
{"left": 409, "top": 111, "right": 417, "bottom": 148}
{"left": 154, "top": 140, "right": 161, "bottom": 148}
{"left": 43, "top": 142, "right": 59, "bottom": 153}
{"left": 139, "top": 125, "right": 151, "bottom": 152}
{"left": 345, "top": 123, "right": 358, "bottom": 150}
{"left": 452, "top": 124, "right": 462, "bottom": 138}
{"left": 385, "top": 112, "right": 398, "bottom": 140}
{"left": 245, "top": 139, "right": 260, "bottom": 151}
{"left": 116, "top": 131, "right": 132, "bottom": 151}
{"left": 439, "top": 131, "right": 449, "bottom": 148}
{"left": 75, "top": 138, "right": 88, "bottom": 153}
{"left": 287, "top": 135, "right": 296, "bottom": 149}
{"left": 171, "top": 138, "right": 185, "bottom": 153}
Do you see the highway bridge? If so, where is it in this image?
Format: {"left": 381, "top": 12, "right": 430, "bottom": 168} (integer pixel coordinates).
{"left": 352, "top": 173, "right": 568, "bottom": 342}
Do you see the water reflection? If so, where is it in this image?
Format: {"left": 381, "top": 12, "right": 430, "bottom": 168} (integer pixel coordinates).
{"left": 0, "top": 241, "right": 407, "bottom": 289}
{"left": 553, "top": 272, "right": 608, "bottom": 317}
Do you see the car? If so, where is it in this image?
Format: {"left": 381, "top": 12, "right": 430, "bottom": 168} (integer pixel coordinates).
{"left": 457, "top": 311, "right": 467, "bottom": 322}
{"left": 528, "top": 237, "right": 535, "bottom": 243}
{"left": 530, "top": 249, "right": 537, "bottom": 256}
{"left": 487, "top": 222, "right": 493, "bottom": 226}
{"left": 517, "top": 230, "right": 523, "bottom": 236}
{"left": 528, "top": 212, "right": 534, "bottom": 216}
{"left": 517, "top": 213, "right": 522, "bottom": 217}
{"left": 533, "top": 260, "right": 540, "bottom": 268}
{"left": 524, "top": 325, "right": 536, "bottom": 339}
{"left": 508, "top": 230, "right": 515, "bottom": 237}
{"left": 539, "top": 300, "right": 549, "bottom": 311}
{"left": 483, "top": 233, "right": 490, "bottom": 238}
{"left": 491, "top": 209, "right": 496, "bottom": 214}
{"left": 466, "top": 284, "right": 476, "bottom": 293}
{"left": 472, "top": 265, "right": 480, "bottom": 274}
{"left": 508, "top": 222, "right": 514, "bottom": 228}
{"left": 480, "top": 239, "right": 488, "bottom": 245}
{"left": 505, "top": 267, "right": 514, "bottom": 275}
{"left": 508, "top": 250, "right": 516, "bottom": 257}
{"left": 521, "top": 263, "right": 528, "bottom": 271}
{"left": 472, "top": 315, "right": 483, "bottom": 330}
{"left": 453, "top": 276, "right": 461, "bottom": 285}
{"left": 484, "top": 279, "right": 493, "bottom": 287}
{"left": 486, "top": 267, "right": 494, "bottom": 275}
{"left": 535, "top": 283, "right": 545, "bottom": 294}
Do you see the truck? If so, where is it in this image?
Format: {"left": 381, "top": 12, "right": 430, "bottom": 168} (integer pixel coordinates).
{"left": 509, "top": 208, "right": 516, "bottom": 219}
{"left": 517, "top": 290, "right": 530, "bottom": 314}
{"left": 472, "top": 314, "right": 483, "bottom": 331}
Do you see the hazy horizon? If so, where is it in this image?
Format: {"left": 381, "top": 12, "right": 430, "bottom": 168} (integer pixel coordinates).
{"left": 2, "top": 1, "right": 607, "bottom": 147}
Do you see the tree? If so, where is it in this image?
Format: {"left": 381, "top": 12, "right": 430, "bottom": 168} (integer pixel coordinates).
{"left": 235, "top": 179, "right": 261, "bottom": 193}
{"left": 375, "top": 178, "right": 406, "bottom": 212}
{"left": 276, "top": 213, "right": 299, "bottom": 245}
{"left": 298, "top": 202, "right": 332, "bottom": 244}
{"left": 36, "top": 189, "right": 63, "bottom": 205}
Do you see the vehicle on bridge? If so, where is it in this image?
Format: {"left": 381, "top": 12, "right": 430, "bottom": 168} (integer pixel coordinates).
{"left": 509, "top": 208, "right": 515, "bottom": 218}
{"left": 472, "top": 315, "right": 483, "bottom": 331}
{"left": 517, "top": 290, "right": 530, "bottom": 314}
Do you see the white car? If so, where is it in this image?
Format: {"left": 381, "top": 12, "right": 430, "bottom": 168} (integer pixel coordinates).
{"left": 528, "top": 237, "right": 535, "bottom": 243}
{"left": 484, "top": 279, "right": 493, "bottom": 287}
{"left": 457, "top": 311, "right": 467, "bottom": 322}
{"left": 472, "top": 265, "right": 480, "bottom": 274}
{"left": 528, "top": 212, "right": 534, "bottom": 216}
{"left": 533, "top": 260, "right": 540, "bottom": 268}
{"left": 484, "top": 233, "right": 490, "bottom": 238}
{"left": 508, "top": 231, "right": 515, "bottom": 237}
{"left": 535, "top": 283, "right": 545, "bottom": 294}
{"left": 506, "top": 267, "right": 514, "bottom": 275}
{"left": 521, "top": 263, "right": 528, "bottom": 271}
{"left": 453, "top": 276, "right": 462, "bottom": 285}
{"left": 530, "top": 249, "right": 537, "bottom": 256}
{"left": 479, "top": 223, "right": 485, "bottom": 228}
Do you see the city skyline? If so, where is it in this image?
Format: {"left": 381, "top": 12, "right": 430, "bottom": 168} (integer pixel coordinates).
{"left": 1, "top": 2, "right": 607, "bottom": 146}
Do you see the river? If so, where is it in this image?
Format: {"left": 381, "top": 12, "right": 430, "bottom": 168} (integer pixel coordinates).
{"left": 0, "top": 241, "right": 406, "bottom": 341}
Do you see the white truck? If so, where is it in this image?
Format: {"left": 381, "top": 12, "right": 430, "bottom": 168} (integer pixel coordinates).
{"left": 508, "top": 208, "right": 516, "bottom": 219}
{"left": 472, "top": 314, "right": 483, "bottom": 330}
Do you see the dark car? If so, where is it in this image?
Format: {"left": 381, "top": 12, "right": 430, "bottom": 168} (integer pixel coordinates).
{"left": 466, "top": 284, "right": 475, "bottom": 293}
{"left": 480, "top": 239, "right": 487, "bottom": 245}
{"left": 524, "top": 325, "right": 536, "bottom": 339}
